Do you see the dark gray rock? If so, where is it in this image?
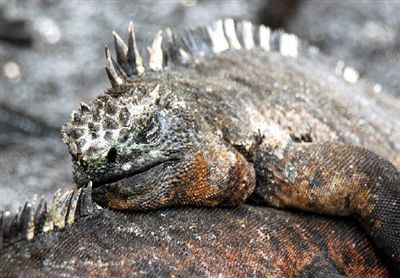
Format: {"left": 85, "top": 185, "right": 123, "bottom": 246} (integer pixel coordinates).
{"left": 0, "top": 130, "right": 73, "bottom": 211}
{"left": 286, "top": 1, "right": 400, "bottom": 96}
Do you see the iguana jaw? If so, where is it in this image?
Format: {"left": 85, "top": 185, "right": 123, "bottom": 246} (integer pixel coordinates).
{"left": 90, "top": 159, "right": 180, "bottom": 210}
{"left": 89, "top": 158, "right": 177, "bottom": 189}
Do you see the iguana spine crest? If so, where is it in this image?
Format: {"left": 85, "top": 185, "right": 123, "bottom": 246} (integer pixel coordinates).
{"left": 0, "top": 184, "right": 99, "bottom": 249}
{"left": 105, "top": 18, "right": 359, "bottom": 90}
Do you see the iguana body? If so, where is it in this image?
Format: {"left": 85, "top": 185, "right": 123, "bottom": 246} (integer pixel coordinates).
{"left": 1, "top": 20, "right": 399, "bottom": 277}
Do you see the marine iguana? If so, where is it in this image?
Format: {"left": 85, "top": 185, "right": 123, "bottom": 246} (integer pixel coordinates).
{"left": 1, "top": 19, "right": 399, "bottom": 277}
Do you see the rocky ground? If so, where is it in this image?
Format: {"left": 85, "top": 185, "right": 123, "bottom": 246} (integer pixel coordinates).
{"left": 1, "top": 0, "right": 399, "bottom": 211}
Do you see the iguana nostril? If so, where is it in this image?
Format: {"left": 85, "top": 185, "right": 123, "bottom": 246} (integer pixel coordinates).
{"left": 107, "top": 147, "right": 118, "bottom": 163}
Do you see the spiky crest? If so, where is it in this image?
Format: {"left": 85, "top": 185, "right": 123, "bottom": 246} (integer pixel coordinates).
{"left": 105, "top": 19, "right": 359, "bottom": 89}
{"left": 0, "top": 183, "right": 100, "bottom": 249}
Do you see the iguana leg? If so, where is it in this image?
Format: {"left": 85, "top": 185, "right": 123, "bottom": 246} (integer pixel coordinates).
{"left": 251, "top": 142, "right": 400, "bottom": 273}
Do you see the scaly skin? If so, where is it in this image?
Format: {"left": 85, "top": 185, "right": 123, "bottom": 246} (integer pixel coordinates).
{"left": 0, "top": 205, "right": 392, "bottom": 277}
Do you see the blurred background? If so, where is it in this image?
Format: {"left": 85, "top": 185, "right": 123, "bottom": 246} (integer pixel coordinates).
{"left": 1, "top": 0, "right": 399, "bottom": 211}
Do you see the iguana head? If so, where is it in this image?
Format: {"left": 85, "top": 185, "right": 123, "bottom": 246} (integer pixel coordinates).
{"left": 61, "top": 76, "right": 202, "bottom": 210}
{"left": 62, "top": 22, "right": 256, "bottom": 210}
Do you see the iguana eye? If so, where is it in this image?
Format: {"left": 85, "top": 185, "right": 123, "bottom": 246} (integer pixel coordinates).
{"left": 106, "top": 147, "right": 118, "bottom": 163}
{"left": 137, "top": 117, "right": 160, "bottom": 144}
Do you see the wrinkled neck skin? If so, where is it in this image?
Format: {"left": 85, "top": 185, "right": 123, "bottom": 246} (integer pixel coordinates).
{"left": 91, "top": 142, "right": 256, "bottom": 211}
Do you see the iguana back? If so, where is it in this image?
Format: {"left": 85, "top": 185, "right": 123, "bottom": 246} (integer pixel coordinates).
{"left": 0, "top": 190, "right": 391, "bottom": 277}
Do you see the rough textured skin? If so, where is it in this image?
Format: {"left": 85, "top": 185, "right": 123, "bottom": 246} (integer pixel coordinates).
{"left": 1, "top": 20, "right": 400, "bottom": 276}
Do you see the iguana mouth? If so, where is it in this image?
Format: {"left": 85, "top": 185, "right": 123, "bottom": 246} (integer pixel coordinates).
{"left": 91, "top": 159, "right": 176, "bottom": 189}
